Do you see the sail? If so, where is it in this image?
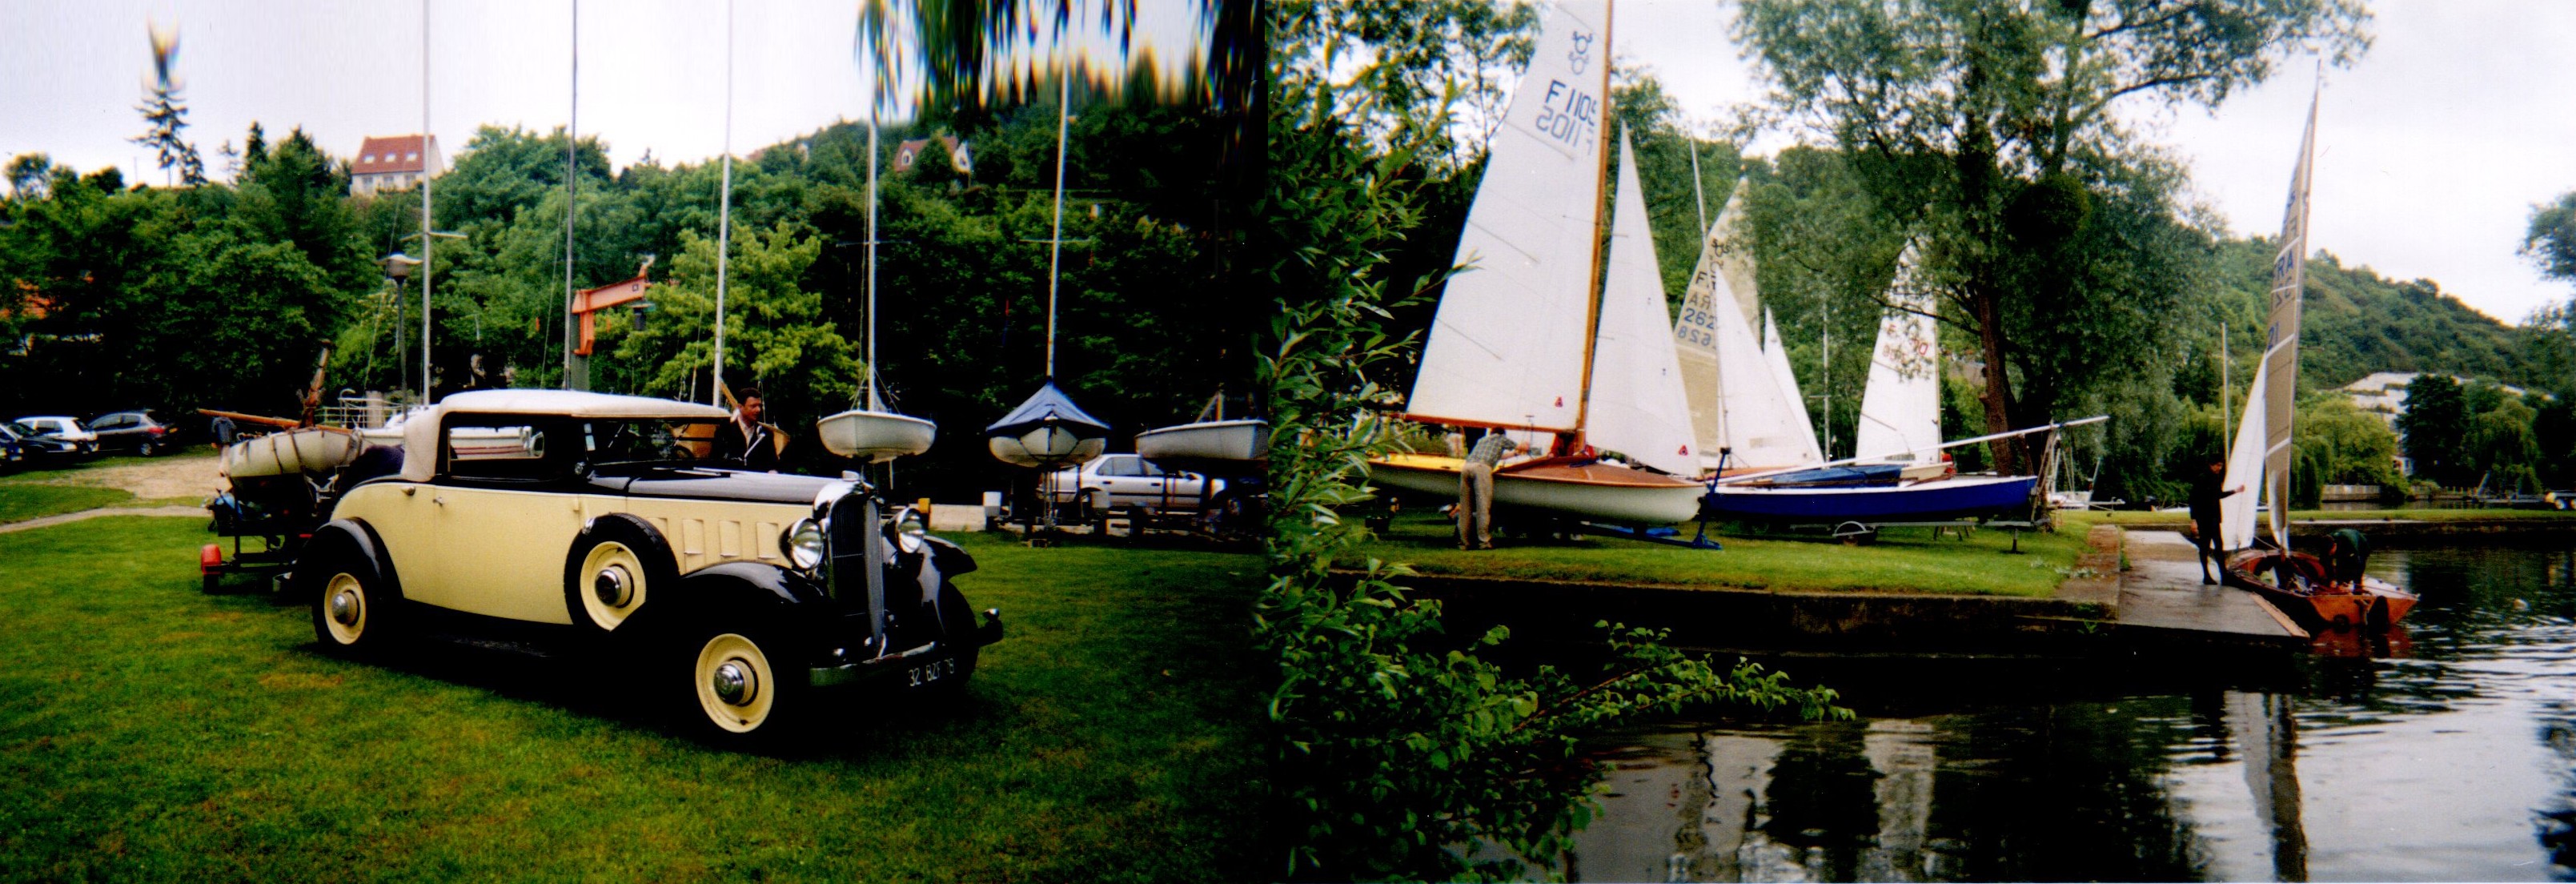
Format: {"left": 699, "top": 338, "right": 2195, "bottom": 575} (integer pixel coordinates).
{"left": 1761, "top": 310, "right": 1824, "bottom": 464}
{"left": 1406, "top": 0, "right": 1610, "bottom": 432}
{"left": 2261, "top": 91, "right": 2321, "bottom": 546}
{"left": 1674, "top": 181, "right": 1817, "bottom": 472}
{"left": 1709, "top": 180, "right": 1763, "bottom": 331}
{"left": 2220, "top": 361, "right": 2267, "bottom": 549}
{"left": 1852, "top": 243, "right": 1944, "bottom": 462}
{"left": 1586, "top": 131, "right": 1699, "bottom": 476}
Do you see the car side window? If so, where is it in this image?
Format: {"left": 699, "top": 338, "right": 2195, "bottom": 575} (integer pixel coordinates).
{"left": 96, "top": 415, "right": 130, "bottom": 429}
{"left": 443, "top": 420, "right": 566, "bottom": 482}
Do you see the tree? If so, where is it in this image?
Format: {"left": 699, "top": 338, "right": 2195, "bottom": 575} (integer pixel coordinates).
{"left": 601, "top": 223, "right": 862, "bottom": 440}
{"left": 2396, "top": 373, "right": 2467, "bottom": 485}
{"left": 2526, "top": 190, "right": 2576, "bottom": 283}
{"left": 1735, "top": 0, "right": 2369, "bottom": 472}
{"left": 131, "top": 24, "right": 207, "bottom": 187}
{"left": 5, "top": 154, "right": 50, "bottom": 201}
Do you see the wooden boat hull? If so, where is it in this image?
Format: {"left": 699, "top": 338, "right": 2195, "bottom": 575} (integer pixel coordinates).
{"left": 817, "top": 409, "right": 937, "bottom": 461}
{"left": 1135, "top": 419, "right": 1267, "bottom": 472}
{"left": 1703, "top": 475, "right": 2038, "bottom": 523}
{"left": 2223, "top": 548, "right": 2416, "bottom": 630}
{"left": 1368, "top": 452, "right": 1703, "bottom": 525}
{"left": 219, "top": 427, "right": 360, "bottom": 480}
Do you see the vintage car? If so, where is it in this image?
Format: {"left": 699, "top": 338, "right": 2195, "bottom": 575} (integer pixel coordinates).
{"left": 293, "top": 389, "right": 1001, "bottom": 742}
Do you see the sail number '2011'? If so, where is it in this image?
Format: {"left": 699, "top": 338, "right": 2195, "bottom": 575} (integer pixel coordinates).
{"left": 1531, "top": 79, "right": 1598, "bottom": 148}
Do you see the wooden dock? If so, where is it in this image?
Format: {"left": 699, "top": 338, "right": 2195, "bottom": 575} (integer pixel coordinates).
{"left": 2103, "top": 528, "right": 2308, "bottom": 647}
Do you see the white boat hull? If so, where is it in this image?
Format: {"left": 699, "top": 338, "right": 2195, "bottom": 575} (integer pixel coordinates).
{"left": 1370, "top": 453, "right": 1703, "bottom": 525}
{"left": 817, "top": 409, "right": 937, "bottom": 461}
{"left": 987, "top": 430, "right": 1106, "bottom": 470}
{"left": 1135, "top": 419, "right": 1267, "bottom": 469}
{"left": 220, "top": 427, "right": 360, "bottom": 480}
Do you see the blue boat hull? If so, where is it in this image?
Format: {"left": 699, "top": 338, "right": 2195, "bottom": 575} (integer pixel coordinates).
{"left": 1703, "top": 475, "right": 2040, "bottom": 523}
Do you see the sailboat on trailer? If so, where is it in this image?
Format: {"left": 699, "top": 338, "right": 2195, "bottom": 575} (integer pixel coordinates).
{"left": 1369, "top": 0, "right": 1703, "bottom": 527}
{"left": 1703, "top": 243, "right": 2048, "bottom": 524}
{"left": 817, "top": 83, "right": 936, "bottom": 461}
{"left": 2218, "top": 86, "right": 2415, "bottom": 629}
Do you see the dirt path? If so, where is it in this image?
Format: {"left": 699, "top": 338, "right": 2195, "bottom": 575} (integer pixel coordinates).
{"left": 0, "top": 505, "right": 205, "bottom": 534}
{"left": 24, "top": 452, "right": 225, "bottom": 501}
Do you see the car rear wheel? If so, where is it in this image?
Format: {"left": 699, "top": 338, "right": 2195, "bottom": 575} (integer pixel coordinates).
{"left": 681, "top": 623, "right": 804, "bottom": 742}
{"left": 307, "top": 544, "right": 399, "bottom": 653}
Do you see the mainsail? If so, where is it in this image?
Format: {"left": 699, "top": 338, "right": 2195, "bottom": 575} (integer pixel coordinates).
{"left": 1674, "top": 180, "right": 1820, "bottom": 471}
{"left": 1852, "top": 243, "right": 1944, "bottom": 462}
{"left": 1586, "top": 129, "right": 1699, "bottom": 476}
{"left": 1406, "top": 0, "right": 1609, "bottom": 432}
{"left": 2221, "top": 87, "right": 2321, "bottom": 548}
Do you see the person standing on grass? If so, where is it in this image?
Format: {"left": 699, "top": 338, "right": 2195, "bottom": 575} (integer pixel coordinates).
{"left": 711, "top": 388, "right": 780, "bottom": 472}
{"left": 2190, "top": 459, "right": 2246, "bottom": 584}
{"left": 1459, "top": 429, "right": 1519, "bottom": 551}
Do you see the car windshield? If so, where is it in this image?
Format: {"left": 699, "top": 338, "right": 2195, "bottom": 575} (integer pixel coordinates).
{"left": 584, "top": 419, "right": 731, "bottom": 468}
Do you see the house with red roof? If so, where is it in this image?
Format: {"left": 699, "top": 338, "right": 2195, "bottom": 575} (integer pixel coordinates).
{"left": 351, "top": 135, "right": 443, "bottom": 196}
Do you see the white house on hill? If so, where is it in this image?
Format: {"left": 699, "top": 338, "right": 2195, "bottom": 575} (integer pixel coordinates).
{"left": 351, "top": 135, "right": 443, "bottom": 196}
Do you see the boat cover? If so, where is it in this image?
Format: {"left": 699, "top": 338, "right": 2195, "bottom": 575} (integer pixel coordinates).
{"left": 985, "top": 380, "right": 1110, "bottom": 438}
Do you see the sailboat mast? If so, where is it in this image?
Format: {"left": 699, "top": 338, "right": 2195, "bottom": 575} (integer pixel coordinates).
{"left": 1569, "top": 0, "right": 1615, "bottom": 452}
{"left": 1045, "top": 67, "right": 1069, "bottom": 380}
{"left": 712, "top": 0, "right": 735, "bottom": 405}
{"left": 1688, "top": 136, "right": 1707, "bottom": 233}
{"left": 865, "top": 102, "right": 881, "bottom": 411}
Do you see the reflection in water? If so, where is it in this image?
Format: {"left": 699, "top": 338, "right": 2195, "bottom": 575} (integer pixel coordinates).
{"left": 1567, "top": 544, "right": 2576, "bottom": 882}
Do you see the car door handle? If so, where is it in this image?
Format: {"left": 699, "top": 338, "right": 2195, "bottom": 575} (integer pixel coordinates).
{"left": 433, "top": 495, "right": 447, "bottom": 506}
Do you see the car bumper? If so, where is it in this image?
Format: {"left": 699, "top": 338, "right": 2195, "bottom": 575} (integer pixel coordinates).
{"left": 806, "top": 608, "right": 1005, "bottom": 689}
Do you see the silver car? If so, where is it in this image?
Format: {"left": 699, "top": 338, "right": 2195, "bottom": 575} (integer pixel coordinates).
{"left": 1044, "top": 453, "right": 1230, "bottom": 515}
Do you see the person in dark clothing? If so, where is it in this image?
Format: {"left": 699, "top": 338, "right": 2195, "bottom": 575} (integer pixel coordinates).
{"left": 2189, "top": 460, "right": 2247, "bottom": 584}
{"left": 708, "top": 388, "right": 780, "bottom": 472}
{"left": 2321, "top": 527, "right": 2369, "bottom": 587}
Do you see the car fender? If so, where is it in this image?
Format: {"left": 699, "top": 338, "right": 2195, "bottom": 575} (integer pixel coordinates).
{"left": 302, "top": 518, "right": 403, "bottom": 597}
{"left": 649, "top": 561, "right": 834, "bottom": 653}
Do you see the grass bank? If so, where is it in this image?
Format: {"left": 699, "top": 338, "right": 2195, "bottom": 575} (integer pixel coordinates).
{"left": 1362, "top": 512, "right": 2088, "bottom": 597}
{"left": 2088, "top": 507, "right": 2576, "bottom": 525}
{"left": 0, "top": 484, "right": 134, "bottom": 524}
{"left": 0, "top": 517, "right": 1268, "bottom": 882}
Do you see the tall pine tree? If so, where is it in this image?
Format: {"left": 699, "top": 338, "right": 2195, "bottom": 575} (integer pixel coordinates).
{"left": 130, "top": 22, "right": 206, "bottom": 187}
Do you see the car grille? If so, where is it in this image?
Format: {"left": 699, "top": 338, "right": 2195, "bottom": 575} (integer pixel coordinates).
{"left": 824, "top": 492, "right": 885, "bottom": 640}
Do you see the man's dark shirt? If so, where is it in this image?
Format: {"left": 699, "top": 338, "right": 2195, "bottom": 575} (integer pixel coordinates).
{"left": 2189, "top": 470, "right": 2239, "bottom": 532}
{"left": 710, "top": 420, "right": 779, "bottom": 471}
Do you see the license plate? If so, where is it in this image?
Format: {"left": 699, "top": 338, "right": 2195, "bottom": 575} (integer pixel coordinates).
{"left": 905, "top": 656, "right": 957, "bottom": 688}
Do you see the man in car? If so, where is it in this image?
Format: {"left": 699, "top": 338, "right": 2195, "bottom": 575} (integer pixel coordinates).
{"left": 711, "top": 388, "right": 780, "bottom": 472}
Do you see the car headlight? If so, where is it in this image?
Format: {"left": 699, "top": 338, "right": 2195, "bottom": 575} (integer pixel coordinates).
{"left": 893, "top": 507, "right": 929, "bottom": 554}
{"left": 783, "top": 518, "right": 825, "bottom": 571}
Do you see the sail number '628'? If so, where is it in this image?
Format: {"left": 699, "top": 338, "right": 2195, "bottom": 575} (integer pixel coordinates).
{"left": 1532, "top": 80, "right": 1598, "bottom": 148}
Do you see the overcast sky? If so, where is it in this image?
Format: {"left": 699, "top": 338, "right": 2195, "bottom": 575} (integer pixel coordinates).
{"left": 0, "top": 0, "right": 1202, "bottom": 181}
{"left": 1621, "top": 0, "right": 2576, "bottom": 327}
{"left": 4, "top": 1, "right": 2570, "bottom": 324}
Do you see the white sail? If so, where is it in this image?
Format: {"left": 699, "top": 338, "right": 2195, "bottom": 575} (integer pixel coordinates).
{"left": 1586, "top": 131, "right": 1699, "bottom": 476}
{"left": 2261, "top": 92, "right": 2321, "bottom": 546}
{"left": 1406, "top": 0, "right": 1610, "bottom": 432}
{"left": 1761, "top": 310, "right": 1825, "bottom": 464}
{"left": 1852, "top": 243, "right": 1943, "bottom": 462}
{"left": 2219, "top": 360, "right": 2267, "bottom": 549}
{"left": 1674, "top": 182, "right": 1816, "bottom": 472}
{"left": 1709, "top": 180, "right": 1763, "bottom": 331}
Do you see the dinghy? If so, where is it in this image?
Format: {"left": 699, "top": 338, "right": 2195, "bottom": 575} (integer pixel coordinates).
{"left": 219, "top": 426, "right": 362, "bottom": 480}
{"left": 1373, "top": 0, "right": 1703, "bottom": 528}
{"left": 2217, "top": 88, "right": 2415, "bottom": 629}
{"left": 817, "top": 54, "right": 936, "bottom": 462}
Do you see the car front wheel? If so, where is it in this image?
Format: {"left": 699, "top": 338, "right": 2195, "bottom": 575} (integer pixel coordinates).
{"left": 682, "top": 624, "right": 804, "bottom": 742}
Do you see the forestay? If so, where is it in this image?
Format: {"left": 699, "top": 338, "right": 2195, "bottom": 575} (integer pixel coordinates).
{"left": 1406, "top": 0, "right": 1608, "bottom": 432}
{"left": 1585, "top": 131, "right": 1698, "bottom": 476}
{"left": 1852, "top": 243, "right": 1943, "bottom": 462}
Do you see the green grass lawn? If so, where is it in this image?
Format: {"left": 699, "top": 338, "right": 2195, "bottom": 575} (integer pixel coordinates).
{"left": 0, "top": 484, "right": 134, "bottom": 524}
{"left": 0, "top": 517, "right": 1269, "bottom": 882}
{"left": 1361, "top": 512, "right": 2089, "bottom": 597}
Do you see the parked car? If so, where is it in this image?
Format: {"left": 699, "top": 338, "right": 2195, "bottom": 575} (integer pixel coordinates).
{"left": 0, "top": 423, "right": 26, "bottom": 473}
{"left": 13, "top": 416, "right": 96, "bottom": 455}
{"left": 1043, "top": 452, "right": 1230, "bottom": 515}
{"left": 87, "top": 410, "right": 175, "bottom": 456}
{"left": 292, "top": 389, "right": 1001, "bottom": 743}
{"left": 9, "top": 420, "right": 85, "bottom": 460}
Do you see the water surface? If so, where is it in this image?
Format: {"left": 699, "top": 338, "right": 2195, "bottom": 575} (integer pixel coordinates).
{"left": 1567, "top": 544, "right": 2576, "bottom": 882}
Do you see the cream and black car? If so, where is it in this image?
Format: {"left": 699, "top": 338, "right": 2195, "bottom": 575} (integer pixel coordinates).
{"left": 295, "top": 390, "right": 1001, "bottom": 742}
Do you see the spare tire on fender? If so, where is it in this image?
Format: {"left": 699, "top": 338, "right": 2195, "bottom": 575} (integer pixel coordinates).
{"left": 564, "top": 513, "right": 678, "bottom": 636}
